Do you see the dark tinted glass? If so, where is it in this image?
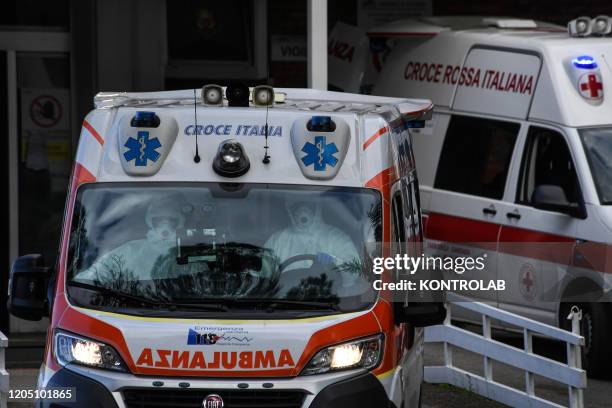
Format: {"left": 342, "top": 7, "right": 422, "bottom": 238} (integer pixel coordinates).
{"left": 580, "top": 127, "right": 612, "bottom": 204}
{"left": 519, "top": 127, "right": 579, "bottom": 205}
{"left": 0, "top": 0, "right": 69, "bottom": 28}
{"left": 434, "top": 115, "right": 519, "bottom": 199}
{"left": 166, "top": 0, "right": 251, "bottom": 61}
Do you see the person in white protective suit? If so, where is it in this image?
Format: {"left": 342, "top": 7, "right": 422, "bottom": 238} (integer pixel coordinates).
{"left": 75, "top": 195, "right": 185, "bottom": 282}
{"left": 262, "top": 196, "right": 361, "bottom": 286}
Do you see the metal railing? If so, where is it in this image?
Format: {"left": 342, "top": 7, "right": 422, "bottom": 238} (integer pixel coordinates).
{"left": 0, "top": 331, "right": 8, "bottom": 408}
{"left": 424, "top": 293, "right": 586, "bottom": 408}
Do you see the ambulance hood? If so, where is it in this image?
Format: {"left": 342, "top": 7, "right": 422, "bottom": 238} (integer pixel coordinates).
{"left": 70, "top": 306, "right": 381, "bottom": 376}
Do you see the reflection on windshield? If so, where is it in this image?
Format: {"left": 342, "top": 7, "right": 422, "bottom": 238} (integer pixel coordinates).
{"left": 580, "top": 128, "right": 612, "bottom": 204}
{"left": 68, "top": 183, "right": 381, "bottom": 314}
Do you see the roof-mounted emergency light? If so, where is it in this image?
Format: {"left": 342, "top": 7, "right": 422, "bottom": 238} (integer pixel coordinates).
{"left": 202, "top": 84, "right": 223, "bottom": 106}
{"left": 131, "top": 111, "right": 160, "bottom": 128}
{"left": 572, "top": 55, "right": 598, "bottom": 69}
{"left": 291, "top": 115, "right": 349, "bottom": 181}
{"left": 567, "top": 54, "right": 604, "bottom": 104}
{"left": 212, "top": 139, "right": 250, "bottom": 177}
{"left": 307, "top": 116, "right": 336, "bottom": 132}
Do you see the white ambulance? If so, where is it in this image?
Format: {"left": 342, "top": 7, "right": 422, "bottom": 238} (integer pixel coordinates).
{"left": 330, "top": 16, "right": 612, "bottom": 376}
{"left": 7, "top": 85, "right": 443, "bottom": 407}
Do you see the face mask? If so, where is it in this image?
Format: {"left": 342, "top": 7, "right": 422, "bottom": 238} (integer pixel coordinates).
{"left": 292, "top": 205, "right": 316, "bottom": 232}
{"left": 151, "top": 218, "right": 178, "bottom": 242}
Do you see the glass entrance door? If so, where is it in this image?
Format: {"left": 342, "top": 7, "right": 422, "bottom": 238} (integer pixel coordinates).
{"left": 0, "top": 50, "right": 8, "bottom": 334}
{"left": 17, "top": 53, "right": 71, "bottom": 262}
{"left": 4, "top": 31, "right": 71, "bottom": 334}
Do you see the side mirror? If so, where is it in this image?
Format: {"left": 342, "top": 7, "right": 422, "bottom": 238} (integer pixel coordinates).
{"left": 8, "top": 254, "right": 51, "bottom": 321}
{"left": 395, "top": 301, "right": 446, "bottom": 327}
{"left": 532, "top": 185, "right": 586, "bottom": 218}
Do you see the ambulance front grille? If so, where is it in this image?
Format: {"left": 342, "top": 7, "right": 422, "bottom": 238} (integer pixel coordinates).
{"left": 122, "top": 388, "right": 307, "bottom": 408}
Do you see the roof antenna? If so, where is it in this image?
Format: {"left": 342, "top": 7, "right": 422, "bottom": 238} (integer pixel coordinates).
{"left": 262, "top": 61, "right": 272, "bottom": 164}
{"left": 193, "top": 88, "right": 201, "bottom": 163}
{"left": 262, "top": 104, "right": 271, "bottom": 164}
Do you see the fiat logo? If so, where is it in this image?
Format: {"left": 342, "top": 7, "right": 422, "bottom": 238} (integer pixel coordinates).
{"left": 202, "top": 394, "right": 224, "bottom": 408}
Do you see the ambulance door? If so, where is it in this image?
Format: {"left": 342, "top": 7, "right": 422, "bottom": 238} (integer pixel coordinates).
{"left": 426, "top": 113, "right": 521, "bottom": 306}
{"left": 390, "top": 177, "right": 423, "bottom": 408}
{"left": 497, "top": 124, "right": 580, "bottom": 325}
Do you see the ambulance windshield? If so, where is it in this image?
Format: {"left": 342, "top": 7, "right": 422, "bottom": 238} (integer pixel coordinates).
{"left": 67, "top": 183, "right": 381, "bottom": 316}
{"left": 580, "top": 127, "right": 612, "bottom": 204}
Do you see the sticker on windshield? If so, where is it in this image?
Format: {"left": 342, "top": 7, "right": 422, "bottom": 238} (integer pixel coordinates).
{"left": 188, "top": 326, "right": 253, "bottom": 347}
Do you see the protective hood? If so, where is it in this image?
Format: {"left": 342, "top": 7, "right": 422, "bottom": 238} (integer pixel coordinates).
{"left": 145, "top": 195, "right": 186, "bottom": 229}
{"left": 285, "top": 195, "right": 323, "bottom": 234}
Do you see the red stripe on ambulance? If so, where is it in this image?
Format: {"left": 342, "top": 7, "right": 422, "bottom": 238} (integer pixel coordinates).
{"left": 83, "top": 119, "right": 105, "bottom": 145}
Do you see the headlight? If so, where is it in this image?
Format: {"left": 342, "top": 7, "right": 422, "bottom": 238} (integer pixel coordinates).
{"left": 54, "top": 331, "right": 127, "bottom": 372}
{"left": 301, "top": 334, "right": 383, "bottom": 375}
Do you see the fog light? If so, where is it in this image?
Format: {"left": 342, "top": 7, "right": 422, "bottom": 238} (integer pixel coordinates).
{"left": 252, "top": 85, "right": 275, "bottom": 107}
{"left": 202, "top": 84, "right": 223, "bottom": 106}
{"left": 213, "top": 139, "right": 250, "bottom": 177}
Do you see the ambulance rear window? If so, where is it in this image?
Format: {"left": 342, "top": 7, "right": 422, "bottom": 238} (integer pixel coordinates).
{"left": 434, "top": 115, "right": 519, "bottom": 200}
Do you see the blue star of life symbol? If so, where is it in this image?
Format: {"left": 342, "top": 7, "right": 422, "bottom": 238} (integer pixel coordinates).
{"left": 123, "top": 131, "right": 161, "bottom": 166}
{"left": 301, "top": 136, "right": 339, "bottom": 171}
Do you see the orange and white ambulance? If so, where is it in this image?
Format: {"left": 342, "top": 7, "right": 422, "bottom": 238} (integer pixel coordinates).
{"left": 8, "top": 85, "right": 443, "bottom": 407}
{"left": 329, "top": 16, "right": 612, "bottom": 376}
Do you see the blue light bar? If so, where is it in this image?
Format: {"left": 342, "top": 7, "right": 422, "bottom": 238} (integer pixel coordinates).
{"left": 135, "top": 111, "right": 156, "bottom": 121}
{"left": 572, "top": 55, "right": 598, "bottom": 69}
{"left": 307, "top": 116, "right": 336, "bottom": 132}
{"left": 131, "top": 111, "right": 160, "bottom": 128}
{"left": 406, "top": 120, "right": 425, "bottom": 129}
{"left": 311, "top": 116, "right": 331, "bottom": 127}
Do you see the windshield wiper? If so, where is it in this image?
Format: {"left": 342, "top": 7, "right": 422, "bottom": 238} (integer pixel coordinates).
{"left": 67, "top": 281, "right": 228, "bottom": 312}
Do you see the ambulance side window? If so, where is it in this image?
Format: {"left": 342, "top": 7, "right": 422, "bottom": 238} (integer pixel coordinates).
{"left": 434, "top": 115, "right": 519, "bottom": 199}
{"left": 393, "top": 181, "right": 421, "bottom": 256}
{"left": 517, "top": 127, "right": 580, "bottom": 206}
{"left": 391, "top": 192, "right": 406, "bottom": 248}
{"left": 403, "top": 177, "right": 422, "bottom": 256}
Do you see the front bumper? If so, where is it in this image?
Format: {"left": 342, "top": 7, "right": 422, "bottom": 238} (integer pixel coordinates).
{"left": 41, "top": 366, "right": 395, "bottom": 408}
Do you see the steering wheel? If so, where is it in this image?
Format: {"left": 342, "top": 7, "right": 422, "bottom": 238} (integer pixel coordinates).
{"left": 277, "top": 254, "right": 318, "bottom": 274}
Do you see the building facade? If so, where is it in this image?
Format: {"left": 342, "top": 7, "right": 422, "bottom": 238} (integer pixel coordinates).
{"left": 3, "top": 0, "right": 611, "bottom": 334}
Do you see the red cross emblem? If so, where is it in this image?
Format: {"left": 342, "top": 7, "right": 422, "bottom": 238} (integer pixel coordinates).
{"left": 522, "top": 271, "right": 533, "bottom": 292}
{"left": 519, "top": 263, "right": 536, "bottom": 300}
{"left": 578, "top": 73, "right": 604, "bottom": 100}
